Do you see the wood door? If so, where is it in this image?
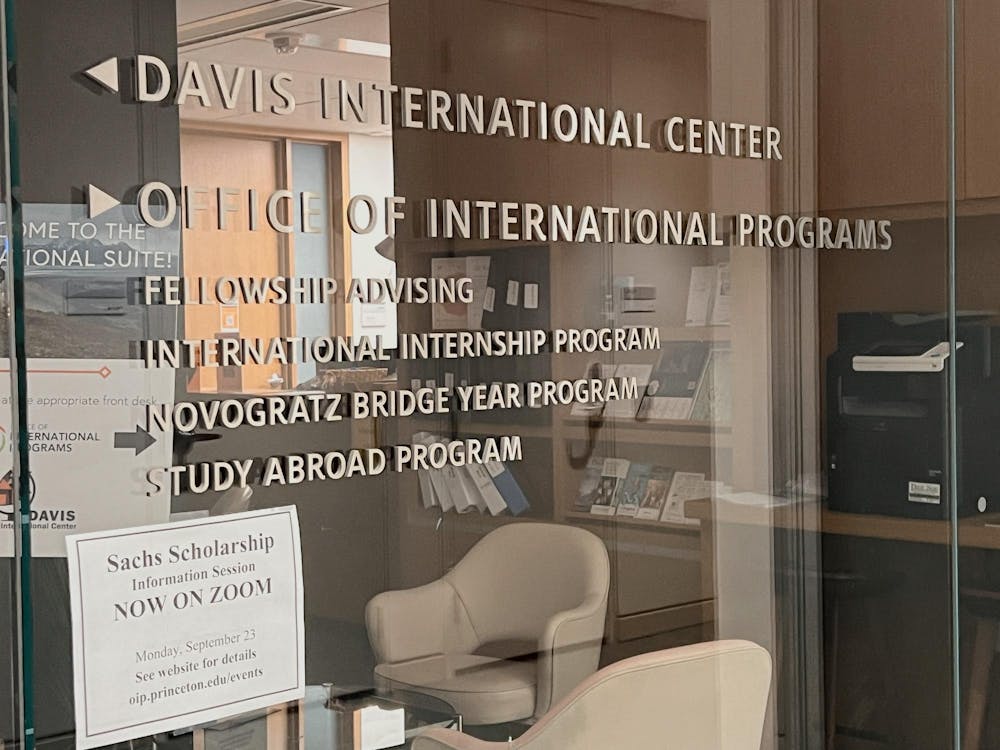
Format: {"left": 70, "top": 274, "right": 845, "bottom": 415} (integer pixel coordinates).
{"left": 180, "top": 131, "right": 285, "bottom": 393}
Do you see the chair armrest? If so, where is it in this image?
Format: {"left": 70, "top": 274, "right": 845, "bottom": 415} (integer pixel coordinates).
{"left": 534, "top": 591, "right": 609, "bottom": 716}
{"left": 412, "top": 728, "right": 497, "bottom": 750}
{"left": 365, "top": 579, "right": 459, "bottom": 664}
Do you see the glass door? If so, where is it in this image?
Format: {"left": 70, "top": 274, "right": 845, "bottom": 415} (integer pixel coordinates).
{"left": 0, "top": 1, "right": 979, "bottom": 750}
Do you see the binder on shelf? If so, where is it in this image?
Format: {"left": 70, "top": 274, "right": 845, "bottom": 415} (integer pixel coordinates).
{"left": 443, "top": 464, "right": 480, "bottom": 513}
{"left": 465, "top": 462, "right": 509, "bottom": 515}
{"left": 413, "top": 432, "right": 455, "bottom": 511}
{"left": 485, "top": 460, "right": 530, "bottom": 515}
{"left": 417, "top": 469, "right": 438, "bottom": 509}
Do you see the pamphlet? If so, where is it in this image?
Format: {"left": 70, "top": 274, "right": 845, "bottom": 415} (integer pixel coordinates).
{"left": 684, "top": 265, "right": 716, "bottom": 326}
{"left": 661, "top": 471, "right": 709, "bottom": 523}
{"left": 616, "top": 463, "right": 651, "bottom": 517}
{"left": 635, "top": 466, "right": 676, "bottom": 520}
{"left": 710, "top": 262, "right": 731, "bottom": 326}
{"left": 638, "top": 342, "right": 711, "bottom": 421}
{"left": 589, "top": 458, "right": 630, "bottom": 516}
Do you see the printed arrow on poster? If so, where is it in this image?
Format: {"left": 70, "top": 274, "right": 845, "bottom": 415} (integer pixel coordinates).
{"left": 83, "top": 57, "right": 119, "bottom": 93}
{"left": 87, "top": 184, "right": 120, "bottom": 219}
{"left": 114, "top": 425, "right": 156, "bottom": 456}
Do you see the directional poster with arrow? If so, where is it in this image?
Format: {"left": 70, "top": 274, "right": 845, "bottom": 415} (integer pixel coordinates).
{"left": 0, "top": 358, "right": 174, "bottom": 558}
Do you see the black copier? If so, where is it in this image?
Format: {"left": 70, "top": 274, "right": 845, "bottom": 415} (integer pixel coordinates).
{"left": 826, "top": 312, "right": 1000, "bottom": 519}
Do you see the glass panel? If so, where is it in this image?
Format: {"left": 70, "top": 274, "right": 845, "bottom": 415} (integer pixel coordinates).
{"left": 10, "top": 2, "right": 184, "bottom": 750}
{"left": 1, "top": 1, "right": 27, "bottom": 748}
{"left": 818, "top": 1, "right": 957, "bottom": 747}
{"left": 0, "top": 1, "right": 965, "bottom": 750}
{"left": 956, "top": 1, "right": 1000, "bottom": 748}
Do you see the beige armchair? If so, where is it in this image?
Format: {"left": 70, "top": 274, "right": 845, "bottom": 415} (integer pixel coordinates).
{"left": 365, "top": 523, "right": 610, "bottom": 726}
{"left": 411, "top": 640, "right": 772, "bottom": 750}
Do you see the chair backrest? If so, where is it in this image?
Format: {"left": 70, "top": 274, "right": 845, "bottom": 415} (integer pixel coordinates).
{"left": 444, "top": 523, "right": 610, "bottom": 644}
{"left": 513, "top": 640, "right": 771, "bottom": 750}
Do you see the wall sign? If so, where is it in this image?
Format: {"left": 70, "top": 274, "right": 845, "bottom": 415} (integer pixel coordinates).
{"left": 66, "top": 506, "right": 305, "bottom": 749}
{"left": 0, "top": 358, "right": 174, "bottom": 557}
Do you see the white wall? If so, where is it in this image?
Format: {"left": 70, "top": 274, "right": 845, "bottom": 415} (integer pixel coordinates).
{"left": 347, "top": 134, "right": 397, "bottom": 348}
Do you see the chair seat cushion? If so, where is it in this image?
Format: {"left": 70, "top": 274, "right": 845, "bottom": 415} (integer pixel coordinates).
{"left": 375, "top": 654, "right": 536, "bottom": 725}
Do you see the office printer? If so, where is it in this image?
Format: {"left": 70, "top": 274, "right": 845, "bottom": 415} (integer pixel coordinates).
{"left": 826, "top": 312, "right": 1000, "bottom": 519}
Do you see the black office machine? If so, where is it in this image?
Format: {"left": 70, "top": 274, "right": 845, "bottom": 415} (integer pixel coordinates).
{"left": 826, "top": 312, "right": 999, "bottom": 519}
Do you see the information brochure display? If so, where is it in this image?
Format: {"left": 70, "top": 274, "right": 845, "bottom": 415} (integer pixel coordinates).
{"left": 66, "top": 506, "right": 304, "bottom": 749}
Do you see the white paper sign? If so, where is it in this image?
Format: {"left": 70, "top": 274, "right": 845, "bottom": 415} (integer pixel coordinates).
{"left": 66, "top": 507, "right": 305, "bottom": 749}
{"left": 358, "top": 705, "right": 405, "bottom": 750}
{"left": 506, "top": 280, "right": 520, "bottom": 306}
{"left": 0, "top": 358, "right": 174, "bottom": 557}
{"left": 524, "top": 283, "right": 539, "bottom": 310}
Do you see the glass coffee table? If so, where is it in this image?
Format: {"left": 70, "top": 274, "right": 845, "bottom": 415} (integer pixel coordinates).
{"left": 302, "top": 684, "right": 461, "bottom": 749}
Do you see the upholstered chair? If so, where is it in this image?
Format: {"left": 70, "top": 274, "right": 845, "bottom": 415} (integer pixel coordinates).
{"left": 365, "top": 523, "right": 611, "bottom": 726}
{"left": 411, "top": 640, "right": 772, "bottom": 750}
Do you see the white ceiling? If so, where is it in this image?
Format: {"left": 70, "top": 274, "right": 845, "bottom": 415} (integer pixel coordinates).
{"left": 177, "top": 0, "right": 392, "bottom": 132}
{"left": 595, "top": 0, "right": 706, "bottom": 20}
{"left": 174, "top": 0, "right": 707, "bottom": 131}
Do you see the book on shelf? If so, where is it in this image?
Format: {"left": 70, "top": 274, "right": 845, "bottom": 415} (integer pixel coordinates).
{"left": 685, "top": 262, "right": 731, "bottom": 327}
{"left": 413, "top": 433, "right": 456, "bottom": 512}
{"left": 417, "top": 469, "right": 438, "bottom": 509}
{"left": 616, "top": 463, "right": 651, "bottom": 517}
{"left": 660, "top": 471, "right": 711, "bottom": 524}
{"left": 425, "top": 466, "right": 455, "bottom": 512}
{"left": 589, "top": 457, "right": 630, "bottom": 516}
{"left": 635, "top": 466, "right": 676, "bottom": 520}
{"left": 443, "top": 463, "right": 481, "bottom": 512}
{"left": 637, "top": 342, "right": 711, "bottom": 421}
{"left": 602, "top": 363, "right": 653, "bottom": 419}
{"left": 689, "top": 347, "right": 733, "bottom": 424}
{"left": 574, "top": 454, "right": 606, "bottom": 512}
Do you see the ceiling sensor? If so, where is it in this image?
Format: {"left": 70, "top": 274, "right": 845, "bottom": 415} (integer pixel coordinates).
{"left": 266, "top": 31, "right": 304, "bottom": 55}
{"left": 177, "top": 1, "right": 348, "bottom": 50}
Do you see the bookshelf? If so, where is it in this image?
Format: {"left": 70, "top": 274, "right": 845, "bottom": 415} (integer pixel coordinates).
{"left": 563, "top": 509, "right": 702, "bottom": 533}
{"left": 562, "top": 416, "right": 732, "bottom": 448}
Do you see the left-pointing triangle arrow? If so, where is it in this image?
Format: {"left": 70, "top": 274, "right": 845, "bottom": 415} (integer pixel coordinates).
{"left": 114, "top": 425, "right": 156, "bottom": 456}
{"left": 88, "top": 184, "right": 120, "bottom": 219}
{"left": 84, "top": 57, "right": 119, "bottom": 93}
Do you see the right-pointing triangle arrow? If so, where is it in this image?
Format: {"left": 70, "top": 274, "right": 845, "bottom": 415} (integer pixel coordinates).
{"left": 114, "top": 425, "right": 156, "bottom": 456}
{"left": 84, "top": 57, "right": 119, "bottom": 93}
{"left": 87, "top": 184, "right": 120, "bottom": 219}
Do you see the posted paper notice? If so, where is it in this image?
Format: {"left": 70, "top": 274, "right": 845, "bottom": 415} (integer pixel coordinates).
{"left": 66, "top": 507, "right": 304, "bottom": 749}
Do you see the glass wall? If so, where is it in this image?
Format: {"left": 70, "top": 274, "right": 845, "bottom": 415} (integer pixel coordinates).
{"left": 0, "top": 1, "right": 993, "bottom": 749}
